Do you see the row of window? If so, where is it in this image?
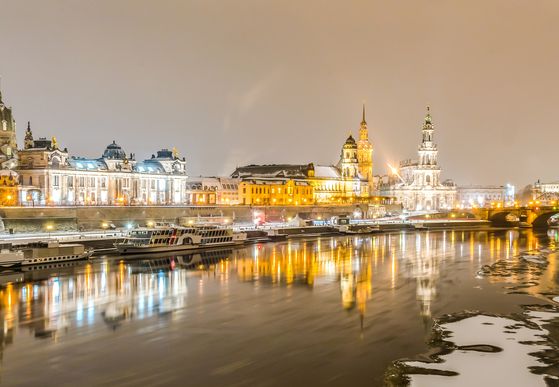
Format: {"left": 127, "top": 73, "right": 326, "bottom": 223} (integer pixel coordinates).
{"left": 244, "top": 187, "right": 312, "bottom": 195}
{"left": 28, "top": 255, "right": 80, "bottom": 263}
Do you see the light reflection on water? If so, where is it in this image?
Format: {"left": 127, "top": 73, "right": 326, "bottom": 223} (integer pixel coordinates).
{"left": 0, "top": 229, "right": 556, "bottom": 386}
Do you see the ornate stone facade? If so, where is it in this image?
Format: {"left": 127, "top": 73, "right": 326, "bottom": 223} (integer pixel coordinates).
{"left": 380, "top": 107, "right": 456, "bottom": 211}
{"left": 0, "top": 88, "right": 18, "bottom": 169}
{"left": 17, "top": 124, "right": 190, "bottom": 206}
{"left": 356, "top": 105, "right": 373, "bottom": 182}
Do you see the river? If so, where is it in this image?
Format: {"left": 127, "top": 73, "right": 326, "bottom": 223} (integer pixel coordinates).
{"left": 0, "top": 228, "right": 557, "bottom": 386}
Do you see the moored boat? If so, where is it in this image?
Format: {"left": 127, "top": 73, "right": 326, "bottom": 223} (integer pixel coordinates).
{"left": 0, "top": 249, "right": 25, "bottom": 268}
{"left": 114, "top": 225, "right": 247, "bottom": 255}
{"left": 1, "top": 241, "right": 92, "bottom": 267}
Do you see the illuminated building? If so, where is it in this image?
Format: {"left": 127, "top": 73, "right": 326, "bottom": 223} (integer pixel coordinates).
{"left": 533, "top": 180, "right": 559, "bottom": 205}
{"left": 17, "top": 125, "right": 189, "bottom": 205}
{"left": 456, "top": 184, "right": 515, "bottom": 208}
{"left": 380, "top": 107, "right": 456, "bottom": 211}
{"left": 0, "top": 170, "right": 18, "bottom": 206}
{"left": 0, "top": 88, "right": 18, "bottom": 169}
{"left": 232, "top": 105, "right": 378, "bottom": 204}
{"left": 183, "top": 177, "right": 240, "bottom": 205}
{"left": 356, "top": 104, "right": 374, "bottom": 186}
{"left": 238, "top": 177, "right": 314, "bottom": 206}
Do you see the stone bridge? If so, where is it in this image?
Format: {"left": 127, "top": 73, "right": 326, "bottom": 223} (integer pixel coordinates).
{"left": 472, "top": 206, "right": 559, "bottom": 228}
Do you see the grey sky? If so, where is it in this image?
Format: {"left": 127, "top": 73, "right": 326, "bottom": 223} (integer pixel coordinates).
{"left": 1, "top": 0, "right": 557, "bottom": 187}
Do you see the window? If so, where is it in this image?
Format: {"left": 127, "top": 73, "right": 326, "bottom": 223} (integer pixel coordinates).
{"left": 67, "top": 176, "right": 74, "bottom": 188}
{"left": 53, "top": 175, "right": 60, "bottom": 187}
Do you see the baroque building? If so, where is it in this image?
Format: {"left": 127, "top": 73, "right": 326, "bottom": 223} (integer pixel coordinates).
{"left": 356, "top": 105, "right": 373, "bottom": 183}
{"left": 456, "top": 184, "right": 515, "bottom": 208}
{"left": 0, "top": 88, "right": 18, "bottom": 169}
{"left": 17, "top": 123, "right": 190, "bottom": 206}
{"left": 231, "top": 105, "right": 379, "bottom": 204}
{"left": 380, "top": 107, "right": 456, "bottom": 211}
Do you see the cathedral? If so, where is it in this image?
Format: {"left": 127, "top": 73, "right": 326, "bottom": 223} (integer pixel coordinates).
{"left": 232, "top": 105, "right": 377, "bottom": 204}
{"left": 379, "top": 107, "right": 456, "bottom": 211}
{"left": 0, "top": 89, "right": 18, "bottom": 169}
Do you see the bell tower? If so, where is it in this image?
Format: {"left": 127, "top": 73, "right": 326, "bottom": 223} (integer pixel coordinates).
{"left": 24, "top": 121, "right": 34, "bottom": 149}
{"left": 356, "top": 104, "right": 373, "bottom": 181}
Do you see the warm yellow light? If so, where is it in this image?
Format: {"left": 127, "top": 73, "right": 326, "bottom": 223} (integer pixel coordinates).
{"left": 46, "top": 224, "right": 54, "bottom": 231}
{"left": 147, "top": 221, "right": 154, "bottom": 227}
{"left": 101, "top": 222, "right": 109, "bottom": 229}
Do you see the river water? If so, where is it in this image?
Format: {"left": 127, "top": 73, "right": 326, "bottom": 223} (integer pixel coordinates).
{"left": 0, "top": 228, "right": 558, "bottom": 386}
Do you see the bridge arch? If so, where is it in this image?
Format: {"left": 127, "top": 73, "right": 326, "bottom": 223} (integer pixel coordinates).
{"left": 532, "top": 210, "right": 559, "bottom": 228}
{"left": 489, "top": 211, "right": 518, "bottom": 226}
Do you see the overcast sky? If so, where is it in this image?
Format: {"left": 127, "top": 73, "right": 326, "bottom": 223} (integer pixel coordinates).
{"left": 0, "top": 0, "right": 557, "bottom": 187}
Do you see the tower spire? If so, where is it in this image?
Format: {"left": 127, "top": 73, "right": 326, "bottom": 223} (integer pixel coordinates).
{"left": 361, "top": 103, "right": 366, "bottom": 125}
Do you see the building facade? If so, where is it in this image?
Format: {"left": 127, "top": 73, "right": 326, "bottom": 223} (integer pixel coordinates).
{"left": 380, "top": 107, "right": 456, "bottom": 211}
{"left": 17, "top": 125, "right": 190, "bottom": 206}
{"left": 0, "top": 89, "right": 18, "bottom": 169}
{"left": 231, "top": 105, "right": 377, "bottom": 205}
{"left": 456, "top": 184, "right": 515, "bottom": 208}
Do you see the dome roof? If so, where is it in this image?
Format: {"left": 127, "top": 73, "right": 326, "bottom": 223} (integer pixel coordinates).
{"left": 103, "top": 140, "right": 126, "bottom": 159}
{"left": 343, "top": 134, "right": 357, "bottom": 148}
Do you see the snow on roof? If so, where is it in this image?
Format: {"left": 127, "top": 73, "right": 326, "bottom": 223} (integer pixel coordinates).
{"left": 314, "top": 165, "right": 341, "bottom": 178}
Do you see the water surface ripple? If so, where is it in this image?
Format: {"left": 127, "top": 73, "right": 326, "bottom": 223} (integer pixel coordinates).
{"left": 0, "top": 229, "right": 557, "bottom": 386}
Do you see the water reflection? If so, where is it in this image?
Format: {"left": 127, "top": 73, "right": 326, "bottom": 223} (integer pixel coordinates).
{"left": 0, "top": 229, "right": 555, "bottom": 384}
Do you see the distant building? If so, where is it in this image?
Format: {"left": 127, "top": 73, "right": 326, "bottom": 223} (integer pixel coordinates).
{"left": 379, "top": 107, "right": 456, "bottom": 211}
{"left": 456, "top": 184, "right": 515, "bottom": 208}
{"left": 532, "top": 180, "right": 559, "bottom": 205}
{"left": 184, "top": 177, "right": 240, "bottom": 205}
{"left": 533, "top": 180, "right": 559, "bottom": 194}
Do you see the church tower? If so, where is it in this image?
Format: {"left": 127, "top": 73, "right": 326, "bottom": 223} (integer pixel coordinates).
{"left": 340, "top": 134, "right": 359, "bottom": 178}
{"left": 412, "top": 106, "right": 441, "bottom": 188}
{"left": 24, "top": 121, "right": 34, "bottom": 149}
{"left": 356, "top": 104, "right": 373, "bottom": 181}
{"left": 0, "top": 87, "right": 18, "bottom": 168}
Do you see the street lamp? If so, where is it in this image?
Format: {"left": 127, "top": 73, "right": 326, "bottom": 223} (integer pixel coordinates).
{"left": 46, "top": 224, "right": 54, "bottom": 238}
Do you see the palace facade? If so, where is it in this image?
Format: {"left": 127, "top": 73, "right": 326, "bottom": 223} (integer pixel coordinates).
{"left": 17, "top": 123, "right": 190, "bottom": 206}
{"left": 379, "top": 108, "right": 456, "bottom": 211}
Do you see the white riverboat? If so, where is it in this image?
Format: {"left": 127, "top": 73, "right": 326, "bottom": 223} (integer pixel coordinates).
{"left": 0, "top": 241, "right": 93, "bottom": 267}
{"left": 114, "top": 225, "right": 247, "bottom": 255}
{"left": 0, "top": 249, "right": 25, "bottom": 268}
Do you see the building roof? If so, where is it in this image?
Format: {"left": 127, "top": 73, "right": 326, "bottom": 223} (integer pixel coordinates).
{"left": 231, "top": 164, "right": 311, "bottom": 178}
{"left": 343, "top": 134, "right": 357, "bottom": 148}
{"left": 313, "top": 165, "right": 341, "bottom": 179}
{"left": 102, "top": 141, "right": 127, "bottom": 160}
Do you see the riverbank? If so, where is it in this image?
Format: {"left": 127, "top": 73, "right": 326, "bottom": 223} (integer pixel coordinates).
{"left": 0, "top": 204, "right": 389, "bottom": 232}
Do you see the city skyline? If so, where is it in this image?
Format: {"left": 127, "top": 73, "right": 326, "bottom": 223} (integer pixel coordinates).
{"left": 1, "top": 1, "right": 558, "bottom": 187}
